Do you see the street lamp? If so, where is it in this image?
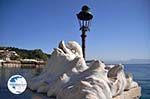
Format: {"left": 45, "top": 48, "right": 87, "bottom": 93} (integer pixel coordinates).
{"left": 77, "top": 5, "right": 93, "bottom": 59}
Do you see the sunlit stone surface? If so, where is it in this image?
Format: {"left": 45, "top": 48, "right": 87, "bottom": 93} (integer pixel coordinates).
{"left": 26, "top": 40, "right": 141, "bottom": 99}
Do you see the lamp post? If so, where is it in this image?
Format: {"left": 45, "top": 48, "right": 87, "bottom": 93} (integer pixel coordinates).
{"left": 77, "top": 5, "right": 93, "bottom": 59}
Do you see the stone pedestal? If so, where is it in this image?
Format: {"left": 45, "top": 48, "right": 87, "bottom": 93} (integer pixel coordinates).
{"left": 113, "top": 86, "right": 141, "bottom": 99}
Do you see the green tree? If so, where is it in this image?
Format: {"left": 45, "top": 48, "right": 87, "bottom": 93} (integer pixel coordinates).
{"left": 32, "top": 49, "right": 48, "bottom": 61}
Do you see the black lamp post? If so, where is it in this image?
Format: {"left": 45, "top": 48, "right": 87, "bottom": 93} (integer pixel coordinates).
{"left": 77, "top": 5, "right": 93, "bottom": 59}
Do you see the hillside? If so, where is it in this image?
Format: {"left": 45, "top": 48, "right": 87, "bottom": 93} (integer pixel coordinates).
{"left": 0, "top": 47, "right": 51, "bottom": 61}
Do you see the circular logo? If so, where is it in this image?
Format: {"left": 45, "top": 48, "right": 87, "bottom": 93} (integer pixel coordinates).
{"left": 7, "top": 75, "right": 27, "bottom": 94}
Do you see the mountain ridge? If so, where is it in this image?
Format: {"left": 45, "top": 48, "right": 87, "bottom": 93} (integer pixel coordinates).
{"left": 105, "top": 59, "right": 150, "bottom": 64}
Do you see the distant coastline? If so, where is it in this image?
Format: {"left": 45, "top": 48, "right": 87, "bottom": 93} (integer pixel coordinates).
{"left": 105, "top": 59, "right": 150, "bottom": 64}
{"left": 0, "top": 46, "right": 50, "bottom": 68}
{"left": 0, "top": 59, "right": 46, "bottom": 68}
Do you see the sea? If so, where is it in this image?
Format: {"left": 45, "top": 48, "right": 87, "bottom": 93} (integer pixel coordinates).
{"left": 0, "top": 64, "right": 150, "bottom": 99}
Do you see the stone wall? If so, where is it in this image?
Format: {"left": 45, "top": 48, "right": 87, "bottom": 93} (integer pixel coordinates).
{"left": 113, "top": 87, "right": 141, "bottom": 99}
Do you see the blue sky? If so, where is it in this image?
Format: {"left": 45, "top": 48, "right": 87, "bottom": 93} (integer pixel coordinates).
{"left": 0, "top": 0, "right": 150, "bottom": 61}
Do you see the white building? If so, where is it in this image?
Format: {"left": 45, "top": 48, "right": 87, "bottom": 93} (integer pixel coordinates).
{"left": 0, "top": 50, "right": 19, "bottom": 61}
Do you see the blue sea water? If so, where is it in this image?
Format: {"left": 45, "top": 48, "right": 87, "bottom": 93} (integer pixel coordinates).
{"left": 124, "top": 64, "right": 150, "bottom": 99}
{"left": 0, "top": 64, "right": 150, "bottom": 99}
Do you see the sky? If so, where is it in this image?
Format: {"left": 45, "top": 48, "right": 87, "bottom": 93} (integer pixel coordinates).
{"left": 0, "top": 0, "right": 150, "bottom": 61}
